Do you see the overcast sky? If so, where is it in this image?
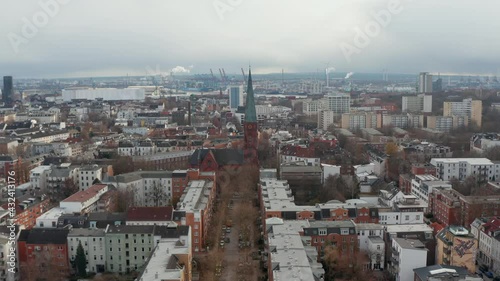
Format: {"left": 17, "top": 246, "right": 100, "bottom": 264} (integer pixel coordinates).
{"left": 1, "top": 0, "right": 500, "bottom": 78}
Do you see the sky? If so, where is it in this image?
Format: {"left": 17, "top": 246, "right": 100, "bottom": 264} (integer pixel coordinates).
{"left": 1, "top": 0, "right": 500, "bottom": 78}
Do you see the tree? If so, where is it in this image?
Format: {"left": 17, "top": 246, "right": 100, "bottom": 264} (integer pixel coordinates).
{"left": 147, "top": 182, "right": 168, "bottom": 207}
{"left": 112, "top": 156, "right": 135, "bottom": 175}
{"left": 75, "top": 241, "right": 87, "bottom": 277}
{"left": 114, "top": 189, "right": 135, "bottom": 212}
{"left": 323, "top": 244, "right": 370, "bottom": 280}
{"left": 385, "top": 142, "right": 399, "bottom": 156}
{"left": 319, "top": 175, "right": 360, "bottom": 202}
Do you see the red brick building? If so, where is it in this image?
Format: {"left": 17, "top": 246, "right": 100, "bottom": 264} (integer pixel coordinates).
{"left": 171, "top": 169, "right": 216, "bottom": 205}
{"left": 18, "top": 228, "right": 70, "bottom": 281}
{"left": 411, "top": 163, "right": 437, "bottom": 176}
{"left": 302, "top": 220, "right": 358, "bottom": 256}
{"left": 429, "top": 187, "right": 500, "bottom": 227}
{"left": 1, "top": 193, "right": 50, "bottom": 229}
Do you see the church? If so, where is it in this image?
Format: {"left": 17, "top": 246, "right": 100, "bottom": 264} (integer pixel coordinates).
{"left": 190, "top": 68, "right": 259, "bottom": 171}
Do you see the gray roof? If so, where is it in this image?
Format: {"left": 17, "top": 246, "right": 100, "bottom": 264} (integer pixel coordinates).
{"left": 68, "top": 228, "right": 105, "bottom": 237}
{"left": 106, "top": 225, "right": 155, "bottom": 234}
{"left": 393, "top": 237, "right": 426, "bottom": 249}
{"left": 413, "top": 265, "right": 471, "bottom": 281}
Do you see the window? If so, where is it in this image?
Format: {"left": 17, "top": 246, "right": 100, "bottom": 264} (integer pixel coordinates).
{"left": 319, "top": 229, "right": 327, "bottom": 236}
{"left": 405, "top": 215, "right": 410, "bottom": 221}
{"left": 341, "top": 228, "right": 349, "bottom": 235}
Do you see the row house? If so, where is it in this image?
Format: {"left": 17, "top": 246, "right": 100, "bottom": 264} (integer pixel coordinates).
{"left": 17, "top": 228, "right": 70, "bottom": 281}
{"left": 429, "top": 187, "right": 500, "bottom": 227}
{"left": 1, "top": 193, "right": 50, "bottom": 229}
{"left": 67, "top": 228, "right": 106, "bottom": 273}
{"left": 302, "top": 220, "right": 358, "bottom": 258}
{"left": 25, "top": 130, "right": 70, "bottom": 144}
{"left": 172, "top": 180, "right": 216, "bottom": 252}
{"left": 470, "top": 217, "right": 500, "bottom": 275}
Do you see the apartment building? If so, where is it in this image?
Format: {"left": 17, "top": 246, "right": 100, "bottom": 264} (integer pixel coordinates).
{"left": 356, "top": 223, "right": 385, "bottom": 270}
{"left": 470, "top": 217, "right": 500, "bottom": 274}
{"left": 436, "top": 226, "right": 478, "bottom": 273}
{"left": 426, "top": 115, "right": 469, "bottom": 132}
{"left": 172, "top": 180, "right": 216, "bottom": 252}
{"left": 390, "top": 238, "right": 428, "bottom": 281}
{"left": 402, "top": 94, "right": 432, "bottom": 113}
{"left": 410, "top": 175, "right": 451, "bottom": 207}
{"left": 430, "top": 158, "right": 500, "bottom": 182}
{"left": 443, "top": 98, "right": 482, "bottom": 127}
{"left": 78, "top": 165, "right": 102, "bottom": 191}
{"left": 59, "top": 184, "right": 110, "bottom": 214}
{"left": 341, "top": 112, "right": 382, "bottom": 129}
{"left": 67, "top": 228, "right": 106, "bottom": 273}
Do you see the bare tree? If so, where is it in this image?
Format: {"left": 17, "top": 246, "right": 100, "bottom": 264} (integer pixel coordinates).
{"left": 146, "top": 181, "right": 168, "bottom": 207}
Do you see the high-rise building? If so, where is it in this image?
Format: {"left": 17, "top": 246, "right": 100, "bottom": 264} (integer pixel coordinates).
{"left": 418, "top": 72, "right": 433, "bottom": 93}
{"left": 402, "top": 94, "right": 432, "bottom": 113}
{"left": 229, "top": 85, "right": 244, "bottom": 109}
{"left": 243, "top": 68, "right": 258, "bottom": 166}
{"left": 432, "top": 78, "right": 443, "bottom": 92}
{"left": 341, "top": 112, "right": 382, "bottom": 129}
{"left": 326, "top": 93, "right": 350, "bottom": 114}
{"left": 427, "top": 115, "right": 468, "bottom": 132}
{"left": 443, "top": 98, "right": 482, "bottom": 127}
{"left": 2, "top": 76, "right": 13, "bottom": 107}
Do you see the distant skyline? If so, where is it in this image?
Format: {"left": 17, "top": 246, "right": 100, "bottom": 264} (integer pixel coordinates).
{"left": 1, "top": 0, "right": 500, "bottom": 78}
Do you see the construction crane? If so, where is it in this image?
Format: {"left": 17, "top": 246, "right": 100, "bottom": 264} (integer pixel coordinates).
{"left": 210, "top": 69, "right": 216, "bottom": 81}
{"left": 222, "top": 68, "right": 227, "bottom": 81}
{"left": 218, "top": 68, "right": 224, "bottom": 81}
{"left": 241, "top": 68, "right": 247, "bottom": 91}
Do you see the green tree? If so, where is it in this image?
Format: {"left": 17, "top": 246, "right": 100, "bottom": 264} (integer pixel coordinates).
{"left": 75, "top": 241, "right": 87, "bottom": 277}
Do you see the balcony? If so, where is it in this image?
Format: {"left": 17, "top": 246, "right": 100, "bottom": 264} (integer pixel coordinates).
{"left": 391, "top": 256, "right": 399, "bottom": 265}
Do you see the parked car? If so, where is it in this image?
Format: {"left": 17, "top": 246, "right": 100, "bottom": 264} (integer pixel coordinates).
{"left": 484, "top": 272, "right": 494, "bottom": 278}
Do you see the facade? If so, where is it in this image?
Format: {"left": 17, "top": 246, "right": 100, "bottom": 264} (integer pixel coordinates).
{"left": 17, "top": 228, "right": 70, "bottom": 281}
{"left": 59, "top": 184, "right": 109, "bottom": 214}
{"left": 302, "top": 98, "right": 325, "bottom": 116}
{"left": 390, "top": 237, "right": 428, "bottom": 281}
{"left": 430, "top": 158, "right": 500, "bottom": 182}
{"left": 67, "top": 228, "right": 106, "bottom": 273}
{"left": 356, "top": 223, "right": 385, "bottom": 270}
{"left": 436, "top": 226, "right": 478, "bottom": 273}
{"left": 302, "top": 220, "right": 357, "bottom": 255}
{"left": 78, "top": 165, "right": 102, "bottom": 190}
{"left": 172, "top": 180, "right": 216, "bottom": 252}
{"left": 402, "top": 94, "right": 432, "bottom": 113}
{"left": 470, "top": 217, "right": 500, "bottom": 274}
{"left": 427, "top": 115, "right": 469, "bottom": 132}
{"left": 410, "top": 175, "right": 452, "bottom": 206}
{"left": 5, "top": 194, "right": 50, "bottom": 229}
{"left": 318, "top": 110, "right": 336, "bottom": 130}
{"left": 326, "top": 93, "right": 350, "bottom": 113}
{"left": 471, "top": 133, "right": 500, "bottom": 153}
{"left": 341, "top": 112, "right": 382, "bottom": 129}
{"left": 443, "top": 98, "right": 482, "bottom": 127}
{"left": 2, "top": 76, "right": 13, "bottom": 107}
{"left": 418, "top": 72, "right": 433, "bottom": 93}
{"left": 229, "top": 85, "right": 244, "bottom": 109}
{"left": 125, "top": 206, "right": 173, "bottom": 226}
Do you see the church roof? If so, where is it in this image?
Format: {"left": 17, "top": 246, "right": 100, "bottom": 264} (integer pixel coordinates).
{"left": 244, "top": 68, "right": 257, "bottom": 123}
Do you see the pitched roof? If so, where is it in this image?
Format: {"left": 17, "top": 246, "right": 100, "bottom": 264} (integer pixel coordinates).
{"left": 62, "top": 184, "right": 108, "bottom": 202}
{"left": 244, "top": 68, "right": 257, "bottom": 122}
{"left": 153, "top": 225, "right": 190, "bottom": 238}
{"left": 190, "top": 148, "right": 244, "bottom": 166}
{"left": 18, "top": 228, "right": 69, "bottom": 244}
{"left": 126, "top": 206, "right": 173, "bottom": 221}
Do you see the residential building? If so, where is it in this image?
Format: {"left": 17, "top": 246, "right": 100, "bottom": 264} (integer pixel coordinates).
{"left": 136, "top": 225, "right": 192, "bottom": 281}
{"left": 413, "top": 265, "right": 481, "bottom": 281}
{"left": 172, "top": 180, "right": 216, "bottom": 252}
{"left": 430, "top": 158, "right": 500, "bottom": 182}
{"left": 78, "top": 165, "right": 102, "bottom": 190}
{"left": 436, "top": 226, "right": 478, "bottom": 273}
{"left": 229, "top": 85, "right": 244, "bottom": 109}
{"left": 443, "top": 98, "right": 482, "bottom": 127}
{"left": 318, "top": 110, "right": 336, "bottom": 130}
{"left": 470, "top": 217, "right": 500, "bottom": 274}
{"left": 383, "top": 113, "right": 424, "bottom": 128}
{"left": 67, "top": 228, "right": 106, "bottom": 273}
{"left": 410, "top": 175, "right": 452, "bottom": 207}
{"left": 3, "top": 193, "right": 50, "bottom": 229}
{"left": 341, "top": 112, "right": 382, "bottom": 129}
{"left": 303, "top": 220, "right": 357, "bottom": 256}
{"left": 419, "top": 72, "right": 433, "bottom": 93}
{"left": 29, "top": 166, "right": 52, "bottom": 191}
{"left": 125, "top": 207, "right": 174, "bottom": 226}
{"left": 471, "top": 133, "right": 500, "bottom": 153}
{"left": 265, "top": 218, "right": 324, "bottom": 281}
{"left": 17, "top": 228, "right": 70, "bottom": 281}
{"left": 401, "top": 142, "right": 452, "bottom": 163}
{"left": 402, "top": 94, "right": 432, "bottom": 113}
{"left": 390, "top": 237, "right": 428, "bottom": 281}
{"left": 302, "top": 98, "right": 325, "bottom": 116}
{"left": 0, "top": 226, "right": 21, "bottom": 281}
{"left": 59, "top": 184, "right": 110, "bottom": 214}
{"left": 356, "top": 223, "right": 385, "bottom": 270}
{"left": 325, "top": 93, "right": 350, "bottom": 113}
{"left": 427, "top": 115, "right": 469, "bottom": 132}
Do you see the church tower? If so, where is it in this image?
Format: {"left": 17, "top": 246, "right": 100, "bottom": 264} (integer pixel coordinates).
{"left": 243, "top": 68, "right": 259, "bottom": 165}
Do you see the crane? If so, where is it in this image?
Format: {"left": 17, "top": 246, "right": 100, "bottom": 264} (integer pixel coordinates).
{"left": 218, "top": 68, "right": 224, "bottom": 81}
{"left": 222, "top": 68, "right": 227, "bottom": 81}
{"left": 241, "top": 68, "right": 247, "bottom": 91}
{"left": 210, "top": 69, "right": 216, "bottom": 81}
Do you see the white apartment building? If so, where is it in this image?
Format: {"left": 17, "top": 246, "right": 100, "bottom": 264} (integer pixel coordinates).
{"left": 318, "top": 110, "right": 336, "bottom": 130}
{"left": 430, "top": 158, "right": 500, "bottom": 181}
{"left": 411, "top": 175, "right": 452, "bottom": 204}
{"left": 402, "top": 94, "right": 432, "bottom": 113}
{"left": 30, "top": 165, "right": 52, "bottom": 191}
{"left": 107, "top": 171, "right": 173, "bottom": 207}
{"left": 391, "top": 238, "right": 428, "bottom": 281}
{"left": 419, "top": 72, "right": 433, "bottom": 93}
{"left": 67, "top": 228, "right": 106, "bottom": 273}
{"left": 326, "top": 93, "right": 350, "bottom": 113}
{"left": 356, "top": 223, "right": 385, "bottom": 269}
{"left": 302, "top": 99, "right": 325, "bottom": 116}
{"left": 60, "top": 184, "right": 109, "bottom": 214}
{"left": 78, "top": 165, "right": 103, "bottom": 190}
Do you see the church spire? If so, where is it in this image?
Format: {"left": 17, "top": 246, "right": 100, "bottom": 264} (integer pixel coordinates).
{"left": 244, "top": 68, "right": 257, "bottom": 123}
